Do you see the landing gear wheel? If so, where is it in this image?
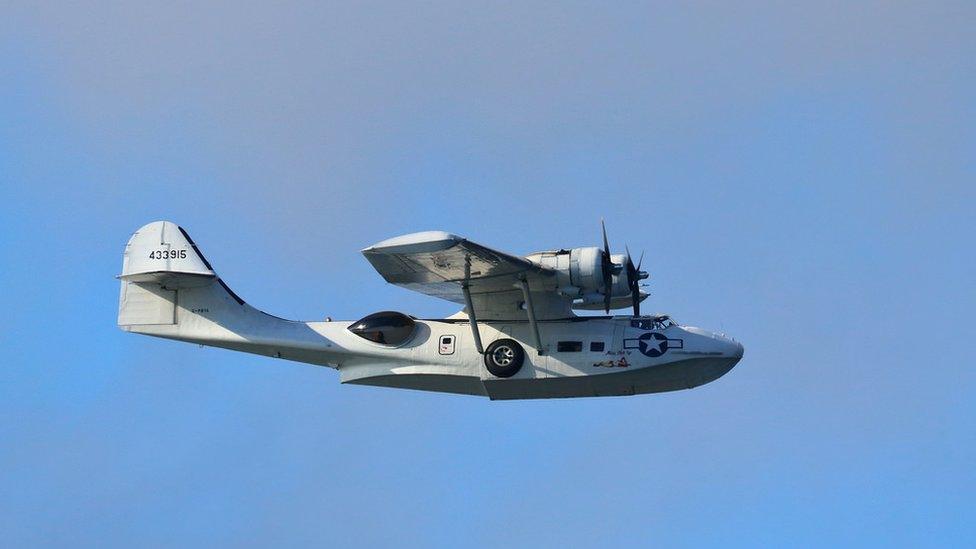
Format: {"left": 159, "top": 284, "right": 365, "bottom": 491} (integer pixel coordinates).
{"left": 484, "top": 338, "right": 525, "bottom": 378}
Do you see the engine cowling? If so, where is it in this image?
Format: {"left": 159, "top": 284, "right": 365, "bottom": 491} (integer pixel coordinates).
{"left": 568, "top": 246, "right": 603, "bottom": 293}
{"left": 525, "top": 222, "right": 650, "bottom": 313}
{"left": 525, "top": 247, "right": 625, "bottom": 297}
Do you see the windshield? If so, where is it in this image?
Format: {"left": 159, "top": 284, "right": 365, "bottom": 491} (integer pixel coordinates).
{"left": 630, "top": 315, "right": 677, "bottom": 330}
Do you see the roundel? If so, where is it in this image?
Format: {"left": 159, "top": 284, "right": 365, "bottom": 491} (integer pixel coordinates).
{"left": 637, "top": 332, "right": 669, "bottom": 357}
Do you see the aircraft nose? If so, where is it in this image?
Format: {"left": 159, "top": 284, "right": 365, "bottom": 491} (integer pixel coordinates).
{"left": 718, "top": 337, "right": 744, "bottom": 360}
{"left": 732, "top": 340, "right": 744, "bottom": 359}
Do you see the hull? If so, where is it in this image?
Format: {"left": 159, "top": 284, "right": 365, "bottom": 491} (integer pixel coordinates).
{"left": 344, "top": 356, "right": 739, "bottom": 400}
{"left": 336, "top": 318, "right": 743, "bottom": 399}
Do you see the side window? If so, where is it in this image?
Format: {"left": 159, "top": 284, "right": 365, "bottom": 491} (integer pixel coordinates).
{"left": 590, "top": 341, "right": 605, "bottom": 352}
{"left": 557, "top": 341, "right": 583, "bottom": 352}
{"left": 438, "top": 335, "right": 456, "bottom": 355}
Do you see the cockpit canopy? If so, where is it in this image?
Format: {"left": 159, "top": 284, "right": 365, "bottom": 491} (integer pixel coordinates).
{"left": 630, "top": 315, "right": 678, "bottom": 330}
{"left": 348, "top": 311, "right": 417, "bottom": 345}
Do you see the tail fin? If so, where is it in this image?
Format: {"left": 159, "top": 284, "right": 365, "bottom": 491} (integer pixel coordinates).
{"left": 118, "top": 221, "right": 340, "bottom": 368}
{"left": 117, "top": 221, "right": 243, "bottom": 329}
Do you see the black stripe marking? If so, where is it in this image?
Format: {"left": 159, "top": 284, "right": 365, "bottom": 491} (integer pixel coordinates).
{"left": 177, "top": 226, "right": 215, "bottom": 271}
{"left": 218, "top": 278, "right": 246, "bottom": 306}
{"left": 177, "top": 226, "right": 245, "bottom": 306}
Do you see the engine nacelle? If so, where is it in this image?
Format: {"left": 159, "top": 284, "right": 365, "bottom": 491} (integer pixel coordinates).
{"left": 526, "top": 247, "right": 630, "bottom": 298}
{"left": 568, "top": 247, "right": 604, "bottom": 293}
{"left": 524, "top": 222, "right": 650, "bottom": 312}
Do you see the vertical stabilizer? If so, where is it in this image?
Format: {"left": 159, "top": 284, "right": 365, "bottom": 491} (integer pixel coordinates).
{"left": 117, "top": 221, "right": 224, "bottom": 328}
{"left": 117, "top": 221, "right": 340, "bottom": 368}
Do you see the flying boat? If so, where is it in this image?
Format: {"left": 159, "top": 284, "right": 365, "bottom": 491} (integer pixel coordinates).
{"left": 117, "top": 221, "right": 743, "bottom": 399}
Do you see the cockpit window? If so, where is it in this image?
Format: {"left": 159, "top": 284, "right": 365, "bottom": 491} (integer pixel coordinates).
{"left": 630, "top": 315, "right": 677, "bottom": 330}
{"left": 348, "top": 311, "right": 416, "bottom": 345}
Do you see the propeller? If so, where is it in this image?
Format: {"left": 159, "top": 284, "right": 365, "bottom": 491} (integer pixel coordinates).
{"left": 624, "top": 246, "right": 647, "bottom": 316}
{"left": 600, "top": 219, "right": 648, "bottom": 315}
{"left": 600, "top": 219, "right": 618, "bottom": 313}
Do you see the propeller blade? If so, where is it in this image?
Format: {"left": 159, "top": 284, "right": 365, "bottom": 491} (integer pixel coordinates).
{"left": 624, "top": 246, "right": 640, "bottom": 317}
{"left": 602, "top": 257, "right": 613, "bottom": 313}
{"left": 600, "top": 219, "right": 614, "bottom": 313}
{"left": 617, "top": 246, "right": 652, "bottom": 317}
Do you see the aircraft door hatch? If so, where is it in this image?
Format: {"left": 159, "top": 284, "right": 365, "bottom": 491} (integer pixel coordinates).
{"left": 438, "top": 334, "right": 457, "bottom": 355}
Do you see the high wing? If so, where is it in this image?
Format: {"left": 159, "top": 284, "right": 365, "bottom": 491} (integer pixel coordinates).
{"left": 362, "top": 231, "right": 574, "bottom": 321}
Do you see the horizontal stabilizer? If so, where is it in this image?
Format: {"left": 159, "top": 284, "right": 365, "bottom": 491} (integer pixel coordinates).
{"left": 119, "top": 270, "right": 216, "bottom": 288}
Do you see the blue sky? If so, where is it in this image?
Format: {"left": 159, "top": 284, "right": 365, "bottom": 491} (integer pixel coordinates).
{"left": 1, "top": 2, "right": 974, "bottom": 546}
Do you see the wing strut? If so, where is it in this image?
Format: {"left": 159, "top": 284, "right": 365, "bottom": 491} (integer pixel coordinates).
{"left": 461, "top": 282, "right": 484, "bottom": 354}
{"left": 518, "top": 276, "right": 544, "bottom": 355}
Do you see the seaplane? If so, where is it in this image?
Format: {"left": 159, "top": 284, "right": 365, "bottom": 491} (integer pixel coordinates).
{"left": 117, "top": 221, "right": 743, "bottom": 400}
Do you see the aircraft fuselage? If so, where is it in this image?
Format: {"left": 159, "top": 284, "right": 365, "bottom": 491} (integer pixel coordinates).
{"left": 331, "top": 316, "right": 743, "bottom": 399}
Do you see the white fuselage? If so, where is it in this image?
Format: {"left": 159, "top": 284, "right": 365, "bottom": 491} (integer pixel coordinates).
{"left": 332, "top": 317, "right": 743, "bottom": 399}
{"left": 126, "top": 299, "right": 743, "bottom": 399}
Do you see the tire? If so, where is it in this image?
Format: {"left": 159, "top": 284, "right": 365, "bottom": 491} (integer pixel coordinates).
{"left": 484, "top": 338, "right": 525, "bottom": 378}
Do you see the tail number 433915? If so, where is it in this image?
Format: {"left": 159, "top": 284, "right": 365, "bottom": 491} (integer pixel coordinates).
{"left": 149, "top": 249, "right": 187, "bottom": 260}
